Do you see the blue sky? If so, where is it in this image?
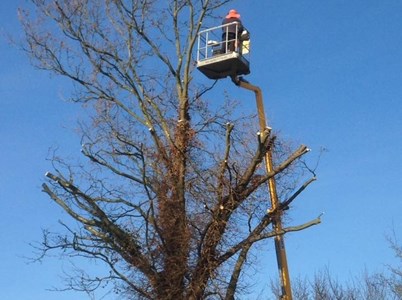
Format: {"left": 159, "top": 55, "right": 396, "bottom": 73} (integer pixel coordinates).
{"left": 1, "top": 1, "right": 402, "bottom": 299}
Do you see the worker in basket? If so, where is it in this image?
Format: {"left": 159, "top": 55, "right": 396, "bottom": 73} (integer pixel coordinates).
{"left": 221, "top": 9, "right": 248, "bottom": 53}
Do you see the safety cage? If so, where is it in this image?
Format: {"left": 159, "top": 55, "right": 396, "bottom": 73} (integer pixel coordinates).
{"left": 196, "top": 22, "right": 250, "bottom": 80}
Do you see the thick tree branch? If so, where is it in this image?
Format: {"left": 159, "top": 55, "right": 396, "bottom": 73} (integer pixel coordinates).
{"left": 280, "top": 176, "right": 317, "bottom": 211}
{"left": 218, "top": 215, "right": 322, "bottom": 265}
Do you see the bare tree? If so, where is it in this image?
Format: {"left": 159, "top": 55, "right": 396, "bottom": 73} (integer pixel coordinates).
{"left": 19, "top": 1, "right": 319, "bottom": 299}
{"left": 270, "top": 264, "right": 402, "bottom": 300}
{"left": 387, "top": 233, "right": 402, "bottom": 297}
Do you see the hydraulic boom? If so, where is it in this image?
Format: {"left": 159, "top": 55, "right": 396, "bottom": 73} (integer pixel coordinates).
{"left": 232, "top": 76, "right": 293, "bottom": 300}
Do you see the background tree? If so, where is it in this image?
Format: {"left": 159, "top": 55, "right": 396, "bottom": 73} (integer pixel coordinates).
{"left": 387, "top": 233, "right": 402, "bottom": 297}
{"left": 19, "top": 1, "right": 320, "bottom": 299}
{"left": 269, "top": 268, "right": 401, "bottom": 300}
{"left": 269, "top": 238, "right": 402, "bottom": 300}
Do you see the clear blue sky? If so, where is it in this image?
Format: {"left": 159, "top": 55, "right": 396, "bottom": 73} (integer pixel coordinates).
{"left": 1, "top": 1, "right": 401, "bottom": 299}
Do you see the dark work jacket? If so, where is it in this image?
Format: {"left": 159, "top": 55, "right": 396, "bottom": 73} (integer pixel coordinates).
{"left": 222, "top": 17, "right": 243, "bottom": 35}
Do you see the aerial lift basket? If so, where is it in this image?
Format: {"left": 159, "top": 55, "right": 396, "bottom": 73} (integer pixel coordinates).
{"left": 196, "top": 22, "right": 251, "bottom": 80}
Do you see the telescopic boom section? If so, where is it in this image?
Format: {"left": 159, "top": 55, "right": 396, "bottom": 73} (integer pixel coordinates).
{"left": 233, "top": 76, "right": 293, "bottom": 300}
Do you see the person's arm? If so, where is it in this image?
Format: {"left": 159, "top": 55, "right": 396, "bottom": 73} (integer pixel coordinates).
{"left": 238, "top": 21, "right": 244, "bottom": 34}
